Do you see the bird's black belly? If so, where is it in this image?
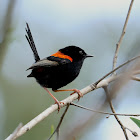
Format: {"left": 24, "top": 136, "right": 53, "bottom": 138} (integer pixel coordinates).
{"left": 32, "top": 61, "right": 83, "bottom": 90}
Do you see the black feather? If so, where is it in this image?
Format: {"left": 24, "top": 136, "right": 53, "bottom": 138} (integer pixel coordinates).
{"left": 25, "top": 23, "right": 40, "bottom": 62}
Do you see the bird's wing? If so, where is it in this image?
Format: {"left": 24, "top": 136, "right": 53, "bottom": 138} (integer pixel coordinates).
{"left": 27, "top": 59, "right": 59, "bottom": 70}
{"left": 27, "top": 56, "right": 71, "bottom": 70}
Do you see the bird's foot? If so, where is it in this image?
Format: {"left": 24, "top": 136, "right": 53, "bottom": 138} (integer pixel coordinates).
{"left": 70, "top": 89, "right": 83, "bottom": 101}
{"left": 55, "top": 100, "right": 64, "bottom": 112}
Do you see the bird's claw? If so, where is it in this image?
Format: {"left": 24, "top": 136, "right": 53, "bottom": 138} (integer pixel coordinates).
{"left": 55, "top": 101, "right": 64, "bottom": 112}
{"left": 70, "top": 89, "right": 83, "bottom": 101}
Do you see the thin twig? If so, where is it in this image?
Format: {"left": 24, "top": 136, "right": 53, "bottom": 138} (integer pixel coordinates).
{"left": 112, "top": 0, "right": 135, "bottom": 72}
{"left": 104, "top": 86, "right": 129, "bottom": 140}
{"left": 48, "top": 104, "right": 70, "bottom": 140}
{"left": 131, "top": 76, "right": 140, "bottom": 81}
{"left": 125, "top": 127, "right": 138, "bottom": 137}
{"left": 70, "top": 102, "right": 140, "bottom": 116}
{"left": 110, "top": 1, "right": 136, "bottom": 138}
{"left": 94, "top": 55, "right": 140, "bottom": 86}
{"left": 5, "top": 123, "right": 23, "bottom": 140}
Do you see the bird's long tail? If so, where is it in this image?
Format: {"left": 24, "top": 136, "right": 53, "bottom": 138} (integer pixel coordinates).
{"left": 25, "top": 23, "right": 40, "bottom": 62}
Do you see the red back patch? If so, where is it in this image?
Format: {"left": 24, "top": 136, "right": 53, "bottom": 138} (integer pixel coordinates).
{"left": 51, "top": 51, "right": 73, "bottom": 62}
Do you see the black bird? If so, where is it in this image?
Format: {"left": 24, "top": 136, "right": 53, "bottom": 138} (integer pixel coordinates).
{"left": 25, "top": 23, "right": 93, "bottom": 110}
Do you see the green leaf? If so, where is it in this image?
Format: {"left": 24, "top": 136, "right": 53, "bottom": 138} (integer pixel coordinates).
{"left": 51, "top": 125, "right": 54, "bottom": 135}
{"left": 50, "top": 125, "right": 55, "bottom": 140}
{"left": 130, "top": 117, "right": 140, "bottom": 128}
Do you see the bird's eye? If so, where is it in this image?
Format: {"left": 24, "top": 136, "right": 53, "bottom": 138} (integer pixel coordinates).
{"left": 79, "top": 50, "right": 83, "bottom": 55}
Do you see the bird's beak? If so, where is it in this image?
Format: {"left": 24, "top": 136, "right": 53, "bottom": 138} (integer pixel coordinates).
{"left": 86, "top": 54, "right": 94, "bottom": 58}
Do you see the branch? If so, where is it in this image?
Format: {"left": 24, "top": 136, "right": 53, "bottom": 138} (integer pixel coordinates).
{"left": 5, "top": 55, "right": 140, "bottom": 140}
{"left": 70, "top": 102, "right": 140, "bottom": 116}
{"left": 103, "top": 86, "right": 129, "bottom": 140}
{"left": 125, "top": 127, "right": 138, "bottom": 137}
{"left": 5, "top": 123, "right": 23, "bottom": 140}
{"left": 48, "top": 104, "right": 70, "bottom": 140}
{"left": 112, "top": 0, "right": 135, "bottom": 71}
{"left": 131, "top": 76, "right": 140, "bottom": 81}
{"left": 110, "top": 1, "right": 136, "bottom": 138}
{"left": 95, "top": 55, "right": 140, "bottom": 86}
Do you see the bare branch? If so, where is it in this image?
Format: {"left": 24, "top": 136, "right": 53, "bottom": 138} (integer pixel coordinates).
{"left": 5, "top": 123, "right": 23, "bottom": 140}
{"left": 103, "top": 86, "right": 129, "bottom": 140}
{"left": 70, "top": 102, "right": 140, "bottom": 117}
{"left": 131, "top": 76, "right": 140, "bottom": 81}
{"left": 112, "top": 0, "right": 135, "bottom": 72}
{"left": 48, "top": 104, "right": 70, "bottom": 140}
{"left": 95, "top": 55, "right": 140, "bottom": 86}
{"left": 125, "top": 127, "right": 138, "bottom": 137}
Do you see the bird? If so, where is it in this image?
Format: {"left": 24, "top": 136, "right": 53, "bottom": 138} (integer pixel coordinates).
{"left": 25, "top": 23, "right": 93, "bottom": 110}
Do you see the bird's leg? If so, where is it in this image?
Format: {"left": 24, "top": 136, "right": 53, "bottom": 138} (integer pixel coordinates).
{"left": 44, "top": 88, "right": 64, "bottom": 112}
{"left": 53, "top": 89, "right": 83, "bottom": 101}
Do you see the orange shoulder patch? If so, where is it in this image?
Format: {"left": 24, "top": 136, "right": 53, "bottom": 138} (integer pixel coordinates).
{"left": 51, "top": 51, "right": 73, "bottom": 62}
